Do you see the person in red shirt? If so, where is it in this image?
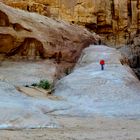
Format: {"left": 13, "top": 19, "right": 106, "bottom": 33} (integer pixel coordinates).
{"left": 100, "top": 59, "right": 105, "bottom": 70}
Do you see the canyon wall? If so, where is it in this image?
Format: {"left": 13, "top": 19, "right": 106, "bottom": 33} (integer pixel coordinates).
{"left": 1, "top": 0, "right": 140, "bottom": 46}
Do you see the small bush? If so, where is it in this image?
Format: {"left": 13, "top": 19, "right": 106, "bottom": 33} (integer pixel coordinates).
{"left": 30, "top": 80, "right": 52, "bottom": 90}
{"left": 25, "top": 80, "right": 52, "bottom": 90}
{"left": 38, "top": 80, "right": 51, "bottom": 89}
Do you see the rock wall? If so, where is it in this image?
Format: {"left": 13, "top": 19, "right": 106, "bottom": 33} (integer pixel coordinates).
{"left": 119, "top": 34, "right": 140, "bottom": 78}
{"left": 1, "top": 0, "right": 140, "bottom": 46}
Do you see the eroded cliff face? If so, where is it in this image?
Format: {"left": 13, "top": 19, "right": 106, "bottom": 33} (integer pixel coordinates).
{"left": 0, "top": 2, "right": 98, "bottom": 63}
{"left": 1, "top": 0, "right": 140, "bottom": 46}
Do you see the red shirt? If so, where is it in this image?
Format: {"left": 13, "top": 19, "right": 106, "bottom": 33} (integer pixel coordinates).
{"left": 100, "top": 60, "right": 105, "bottom": 65}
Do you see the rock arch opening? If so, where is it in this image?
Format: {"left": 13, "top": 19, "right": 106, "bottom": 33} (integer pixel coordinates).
{"left": 7, "top": 38, "right": 46, "bottom": 60}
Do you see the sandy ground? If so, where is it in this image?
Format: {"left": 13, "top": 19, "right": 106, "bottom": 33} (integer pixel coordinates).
{"left": 0, "top": 116, "right": 140, "bottom": 140}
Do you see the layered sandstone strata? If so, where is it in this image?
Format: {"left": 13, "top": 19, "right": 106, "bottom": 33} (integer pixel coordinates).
{"left": 1, "top": 0, "right": 140, "bottom": 46}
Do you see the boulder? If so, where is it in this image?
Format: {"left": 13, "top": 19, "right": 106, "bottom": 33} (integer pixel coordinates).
{"left": 54, "top": 45, "right": 140, "bottom": 117}
{"left": 0, "top": 2, "right": 98, "bottom": 63}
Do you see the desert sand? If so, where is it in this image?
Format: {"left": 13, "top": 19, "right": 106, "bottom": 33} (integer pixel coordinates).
{"left": 0, "top": 116, "right": 140, "bottom": 140}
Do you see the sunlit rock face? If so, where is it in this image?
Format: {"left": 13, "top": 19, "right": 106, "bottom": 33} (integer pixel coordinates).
{"left": 2, "top": 0, "right": 140, "bottom": 46}
{"left": 0, "top": 2, "right": 98, "bottom": 64}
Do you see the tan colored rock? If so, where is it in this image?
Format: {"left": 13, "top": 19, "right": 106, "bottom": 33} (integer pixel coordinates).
{"left": 16, "top": 86, "right": 63, "bottom": 100}
{"left": 2, "top": 0, "right": 140, "bottom": 46}
{"left": 0, "top": 2, "right": 98, "bottom": 64}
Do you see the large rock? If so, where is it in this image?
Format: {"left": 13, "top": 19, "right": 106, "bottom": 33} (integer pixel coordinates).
{"left": 119, "top": 34, "right": 140, "bottom": 78}
{"left": 54, "top": 45, "right": 140, "bottom": 117}
{"left": 2, "top": 0, "right": 140, "bottom": 46}
{"left": 0, "top": 2, "right": 98, "bottom": 63}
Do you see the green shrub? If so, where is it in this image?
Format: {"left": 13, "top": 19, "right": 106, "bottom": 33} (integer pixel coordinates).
{"left": 30, "top": 80, "right": 52, "bottom": 90}
{"left": 38, "top": 80, "right": 51, "bottom": 89}
{"left": 25, "top": 80, "right": 52, "bottom": 90}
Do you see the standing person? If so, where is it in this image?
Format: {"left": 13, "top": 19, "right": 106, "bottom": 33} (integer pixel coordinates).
{"left": 100, "top": 59, "right": 105, "bottom": 70}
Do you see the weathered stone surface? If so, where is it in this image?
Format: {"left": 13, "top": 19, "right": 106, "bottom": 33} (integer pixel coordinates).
{"left": 0, "top": 81, "right": 60, "bottom": 129}
{"left": 2, "top": 0, "right": 140, "bottom": 46}
{"left": 0, "top": 60, "right": 57, "bottom": 85}
{"left": 119, "top": 34, "right": 140, "bottom": 78}
{"left": 55, "top": 45, "right": 140, "bottom": 117}
{"left": 0, "top": 45, "right": 140, "bottom": 129}
{"left": 0, "top": 2, "right": 98, "bottom": 64}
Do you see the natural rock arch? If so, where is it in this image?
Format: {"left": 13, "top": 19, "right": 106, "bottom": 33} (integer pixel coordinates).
{"left": 7, "top": 38, "right": 45, "bottom": 60}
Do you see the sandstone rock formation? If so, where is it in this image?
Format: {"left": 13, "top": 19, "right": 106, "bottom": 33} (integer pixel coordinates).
{"left": 0, "top": 2, "right": 98, "bottom": 64}
{"left": 0, "top": 45, "right": 140, "bottom": 129}
{"left": 2, "top": 0, "right": 140, "bottom": 46}
{"left": 0, "top": 1, "right": 140, "bottom": 130}
{"left": 0, "top": 81, "right": 61, "bottom": 129}
{"left": 119, "top": 34, "right": 140, "bottom": 78}
{"left": 54, "top": 45, "right": 140, "bottom": 117}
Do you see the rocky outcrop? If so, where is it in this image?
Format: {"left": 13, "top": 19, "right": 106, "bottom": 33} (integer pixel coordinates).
{"left": 128, "top": 34, "right": 140, "bottom": 68}
{"left": 119, "top": 34, "right": 140, "bottom": 78}
{"left": 55, "top": 45, "right": 140, "bottom": 117}
{"left": 0, "top": 45, "right": 140, "bottom": 129}
{"left": 2, "top": 0, "right": 140, "bottom": 46}
{"left": 0, "top": 2, "right": 98, "bottom": 64}
{"left": 0, "top": 81, "right": 60, "bottom": 129}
